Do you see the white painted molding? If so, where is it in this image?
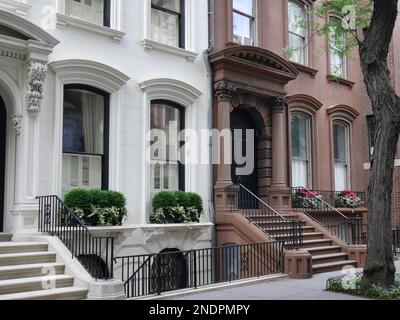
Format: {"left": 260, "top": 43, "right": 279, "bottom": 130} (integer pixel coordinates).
{"left": 139, "top": 78, "right": 202, "bottom": 108}
{"left": 142, "top": 39, "right": 198, "bottom": 62}
{"left": 0, "top": 9, "right": 59, "bottom": 48}
{"left": 0, "top": 0, "right": 31, "bottom": 17}
{"left": 49, "top": 59, "right": 130, "bottom": 195}
{"left": 56, "top": 13, "right": 126, "bottom": 43}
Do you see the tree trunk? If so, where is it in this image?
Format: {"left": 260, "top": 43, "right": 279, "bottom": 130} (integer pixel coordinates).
{"left": 360, "top": 0, "right": 399, "bottom": 290}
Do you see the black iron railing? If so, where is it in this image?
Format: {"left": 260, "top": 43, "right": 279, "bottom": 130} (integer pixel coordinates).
{"left": 114, "top": 242, "right": 284, "bottom": 298}
{"left": 37, "top": 195, "right": 115, "bottom": 280}
{"left": 393, "top": 228, "right": 400, "bottom": 255}
{"left": 291, "top": 187, "right": 366, "bottom": 245}
{"left": 229, "top": 184, "right": 303, "bottom": 250}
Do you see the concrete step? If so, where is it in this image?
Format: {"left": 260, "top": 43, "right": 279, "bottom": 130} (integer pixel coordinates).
{"left": 0, "top": 263, "right": 65, "bottom": 280}
{"left": 312, "top": 252, "right": 349, "bottom": 265}
{"left": 0, "top": 242, "right": 48, "bottom": 254}
{"left": 0, "top": 287, "right": 88, "bottom": 300}
{"left": 274, "top": 232, "right": 324, "bottom": 241}
{"left": 306, "top": 246, "right": 343, "bottom": 256}
{"left": 0, "top": 275, "right": 74, "bottom": 295}
{"left": 0, "top": 234, "right": 12, "bottom": 242}
{"left": 300, "top": 239, "right": 333, "bottom": 249}
{"left": 0, "top": 252, "right": 56, "bottom": 267}
{"left": 313, "top": 260, "right": 357, "bottom": 274}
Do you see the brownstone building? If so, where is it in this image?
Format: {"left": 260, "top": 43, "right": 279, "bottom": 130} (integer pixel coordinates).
{"left": 209, "top": 0, "right": 368, "bottom": 272}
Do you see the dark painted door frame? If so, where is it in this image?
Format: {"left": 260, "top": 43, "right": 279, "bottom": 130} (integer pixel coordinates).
{"left": 0, "top": 97, "right": 6, "bottom": 232}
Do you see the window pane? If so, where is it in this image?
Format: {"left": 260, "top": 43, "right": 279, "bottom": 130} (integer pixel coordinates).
{"left": 288, "top": 33, "right": 306, "bottom": 64}
{"left": 292, "top": 159, "right": 308, "bottom": 188}
{"left": 152, "top": 0, "right": 181, "bottom": 13}
{"left": 151, "top": 8, "right": 180, "bottom": 47}
{"left": 333, "top": 124, "right": 347, "bottom": 162}
{"left": 291, "top": 114, "right": 308, "bottom": 159}
{"left": 233, "top": 0, "right": 253, "bottom": 15}
{"left": 151, "top": 102, "right": 182, "bottom": 193}
{"left": 335, "top": 164, "right": 348, "bottom": 191}
{"left": 329, "top": 18, "right": 347, "bottom": 78}
{"left": 65, "top": 0, "right": 105, "bottom": 26}
{"left": 63, "top": 88, "right": 105, "bottom": 155}
{"left": 288, "top": 0, "right": 307, "bottom": 36}
{"left": 233, "top": 12, "right": 252, "bottom": 43}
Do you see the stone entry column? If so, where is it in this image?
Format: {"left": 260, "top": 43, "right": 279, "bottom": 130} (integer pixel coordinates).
{"left": 214, "top": 81, "right": 237, "bottom": 213}
{"left": 270, "top": 95, "right": 291, "bottom": 209}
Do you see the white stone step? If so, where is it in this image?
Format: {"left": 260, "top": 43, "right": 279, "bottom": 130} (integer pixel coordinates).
{"left": 0, "top": 275, "right": 74, "bottom": 295}
{"left": 0, "top": 234, "right": 12, "bottom": 242}
{"left": 0, "top": 263, "right": 65, "bottom": 280}
{"left": 0, "top": 242, "right": 48, "bottom": 254}
{"left": 0, "top": 252, "right": 56, "bottom": 266}
{"left": 0, "top": 287, "right": 88, "bottom": 300}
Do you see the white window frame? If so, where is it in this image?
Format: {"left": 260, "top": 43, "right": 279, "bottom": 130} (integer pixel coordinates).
{"left": 56, "top": 0, "right": 125, "bottom": 43}
{"left": 287, "top": 0, "right": 309, "bottom": 65}
{"left": 139, "top": 78, "right": 202, "bottom": 223}
{"left": 329, "top": 17, "right": 348, "bottom": 79}
{"left": 291, "top": 113, "right": 312, "bottom": 188}
{"left": 232, "top": 0, "right": 256, "bottom": 46}
{"left": 332, "top": 122, "right": 351, "bottom": 191}
{"left": 143, "top": 0, "right": 198, "bottom": 62}
{"left": 49, "top": 59, "right": 129, "bottom": 197}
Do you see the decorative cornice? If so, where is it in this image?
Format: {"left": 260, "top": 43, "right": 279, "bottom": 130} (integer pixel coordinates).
{"left": 326, "top": 104, "right": 360, "bottom": 120}
{"left": 142, "top": 38, "right": 198, "bottom": 62}
{"left": 288, "top": 94, "right": 323, "bottom": 113}
{"left": 215, "top": 81, "right": 237, "bottom": 102}
{"left": 270, "top": 94, "right": 288, "bottom": 113}
{"left": 327, "top": 75, "right": 355, "bottom": 89}
{"left": 26, "top": 61, "right": 47, "bottom": 114}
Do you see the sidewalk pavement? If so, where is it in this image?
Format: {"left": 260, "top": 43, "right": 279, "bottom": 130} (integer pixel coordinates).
{"left": 169, "top": 261, "right": 400, "bottom": 300}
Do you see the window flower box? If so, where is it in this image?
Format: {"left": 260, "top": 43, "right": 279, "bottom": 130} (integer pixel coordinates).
{"left": 335, "top": 190, "right": 362, "bottom": 208}
{"left": 292, "top": 188, "right": 323, "bottom": 209}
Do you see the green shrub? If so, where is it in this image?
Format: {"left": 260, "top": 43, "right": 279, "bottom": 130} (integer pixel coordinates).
{"left": 150, "top": 191, "right": 204, "bottom": 224}
{"left": 64, "top": 189, "right": 127, "bottom": 226}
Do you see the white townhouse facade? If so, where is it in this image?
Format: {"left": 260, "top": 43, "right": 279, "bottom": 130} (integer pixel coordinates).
{"left": 0, "top": 0, "right": 213, "bottom": 258}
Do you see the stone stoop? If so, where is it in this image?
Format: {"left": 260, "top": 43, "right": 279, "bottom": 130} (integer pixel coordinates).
{"left": 0, "top": 233, "right": 88, "bottom": 300}
{"left": 249, "top": 212, "right": 358, "bottom": 274}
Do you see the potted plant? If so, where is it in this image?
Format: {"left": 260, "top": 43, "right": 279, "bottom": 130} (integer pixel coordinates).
{"left": 150, "top": 191, "right": 204, "bottom": 224}
{"left": 335, "top": 190, "right": 362, "bottom": 208}
{"left": 64, "top": 189, "right": 128, "bottom": 226}
{"left": 292, "top": 188, "right": 323, "bottom": 209}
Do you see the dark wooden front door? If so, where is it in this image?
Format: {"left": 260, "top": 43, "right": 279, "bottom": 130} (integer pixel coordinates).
{"left": 231, "top": 109, "right": 258, "bottom": 207}
{"left": 0, "top": 97, "right": 6, "bottom": 232}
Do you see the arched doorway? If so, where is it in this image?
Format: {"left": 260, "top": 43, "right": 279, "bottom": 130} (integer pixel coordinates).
{"left": 231, "top": 109, "right": 259, "bottom": 207}
{"left": 0, "top": 96, "right": 6, "bottom": 232}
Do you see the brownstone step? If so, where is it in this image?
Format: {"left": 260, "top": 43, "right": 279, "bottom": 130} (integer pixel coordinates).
{"left": 300, "top": 239, "right": 333, "bottom": 249}
{"left": 306, "top": 246, "right": 343, "bottom": 256}
{"left": 273, "top": 232, "right": 324, "bottom": 241}
{"left": 312, "top": 253, "right": 349, "bottom": 265}
{"left": 313, "top": 260, "right": 357, "bottom": 274}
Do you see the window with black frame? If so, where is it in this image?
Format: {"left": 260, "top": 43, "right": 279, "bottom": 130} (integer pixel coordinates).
{"left": 150, "top": 100, "right": 185, "bottom": 198}
{"left": 151, "top": 0, "right": 185, "bottom": 48}
{"left": 62, "top": 85, "right": 109, "bottom": 194}
{"left": 65, "top": 0, "right": 111, "bottom": 27}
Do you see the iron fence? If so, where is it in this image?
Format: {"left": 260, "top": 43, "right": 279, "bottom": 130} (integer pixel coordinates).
{"left": 114, "top": 242, "right": 285, "bottom": 298}
{"left": 37, "top": 195, "right": 115, "bottom": 279}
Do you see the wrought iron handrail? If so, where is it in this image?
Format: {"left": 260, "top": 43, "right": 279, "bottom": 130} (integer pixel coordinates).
{"left": 114, "top": 241, "right": 285, "bottom": 298}
{"left": 230, "top": 184, "right": 303, "bottom": 250}
{"left": 37, "top": 195, "right": 115, "bottom": 280}
{"left": 291, "top": 187, "right": 366, "bottom": 245}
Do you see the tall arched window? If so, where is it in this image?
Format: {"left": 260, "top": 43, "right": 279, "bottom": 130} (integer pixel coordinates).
{"left": 62, "top": 85, "right": 109, "bottom": 194}
{"left": 291, "top": 113, "right": 312, "bottom": 188}
{"left": 150, "top": 100, "right": 185, "bottom": 196}
{"left": 333, "top": 122, "right": 350, "bottom": 191}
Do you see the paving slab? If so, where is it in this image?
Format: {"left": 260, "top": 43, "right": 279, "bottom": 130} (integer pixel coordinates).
{"left": 168, "top": 261, "right": 400, "bottom": 301}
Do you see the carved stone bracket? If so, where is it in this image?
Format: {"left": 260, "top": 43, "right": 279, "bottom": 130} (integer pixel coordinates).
{"left": 26, "top": 61, "right": 48, "bottom": 115}
{"left": 11, "top": 115, "right": 22, "bottom": 136}
{"left": 215, "top": 81, "right": 237, "bottom": 102}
